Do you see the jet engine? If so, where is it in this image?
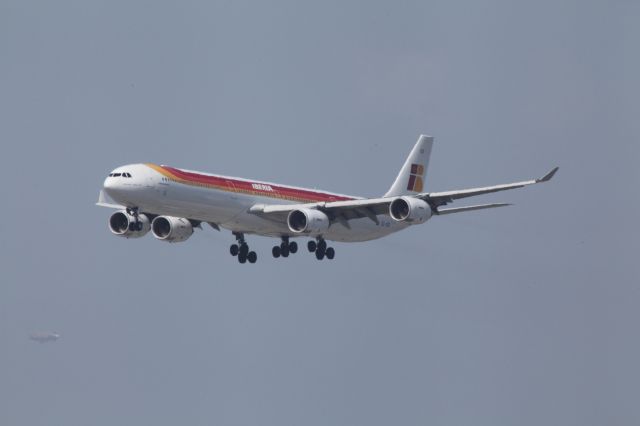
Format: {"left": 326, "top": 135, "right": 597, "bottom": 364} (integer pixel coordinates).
{"left": 389, "top": 197, "right": 432, "bottom": 223}
{"left": 287, "top": 208, "right": 330, "bottom": 234}
{"left": 108, "top": 210, "right": 150, "bottom": 238}
{"left": 151, "top": 216, "right": 194, "bottom": 243}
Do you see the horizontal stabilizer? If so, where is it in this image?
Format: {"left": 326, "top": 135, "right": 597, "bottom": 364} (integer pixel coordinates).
{"left": 436, "top": 203, "right": 511, "bottom": 215}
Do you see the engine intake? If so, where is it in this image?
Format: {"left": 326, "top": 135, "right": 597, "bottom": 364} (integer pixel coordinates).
{"left": 287, "top": 209, "right": 330, "bottom": 234}
{"left": 389, "top": 197, "right": 432, "bottom": 223}
{"left": 108, "top": 211, "right": 150, "bottom": 238}
{"left": 151, "top": 216, "right": 194, "bottom": 243}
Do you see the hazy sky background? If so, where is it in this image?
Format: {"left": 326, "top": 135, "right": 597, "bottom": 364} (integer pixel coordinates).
{"left": 1, "top": 1, "right": 639, "bottom": 425}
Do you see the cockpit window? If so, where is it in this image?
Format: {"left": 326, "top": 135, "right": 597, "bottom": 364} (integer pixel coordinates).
{"left": 113, "top": 173, "right": 121, "bottom": 177}
{"left": 125, "top": 173, "right": 132, "bottom": 178}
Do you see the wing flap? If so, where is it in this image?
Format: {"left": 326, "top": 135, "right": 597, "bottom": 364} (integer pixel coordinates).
{"left": 436, "top": 203, "right": 511, "bottom": 215}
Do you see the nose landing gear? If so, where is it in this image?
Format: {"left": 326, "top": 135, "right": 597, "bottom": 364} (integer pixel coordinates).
{"left": 126, "top": 207, "right": 144, "bottom": 231}
{"left": 229, "top": 232, "right": 257, "bottom": 264}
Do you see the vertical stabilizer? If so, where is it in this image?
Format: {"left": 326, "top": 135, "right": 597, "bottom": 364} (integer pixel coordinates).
{"left": 384, "top": 135, "right": 433, "bottom": 197}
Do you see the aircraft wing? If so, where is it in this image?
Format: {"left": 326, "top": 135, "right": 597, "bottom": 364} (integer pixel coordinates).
{"left": 96, "top": 189, "right": 125, "bottom": 209}
{"left": 419, "top": 167, "right": 559, "bottom": 208}
{"left": 249, "top": 167, "right": 558, "bottom": 226}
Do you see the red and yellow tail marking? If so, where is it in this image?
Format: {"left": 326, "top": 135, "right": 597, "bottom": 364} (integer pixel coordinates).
{"left": 406, "top": 163, "right": 424, "bottom": 192}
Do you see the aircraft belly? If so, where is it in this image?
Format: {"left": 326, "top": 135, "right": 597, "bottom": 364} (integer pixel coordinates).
{"left": 219, "top": 194, "right": 295, "bottom": 236}
{"left": 323, "top": 216, "right": 407, "bottom": 242}
{"left": 220, "top": 211, "right": 290, "bottom": 236}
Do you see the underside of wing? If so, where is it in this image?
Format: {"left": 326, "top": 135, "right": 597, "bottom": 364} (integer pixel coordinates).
{"left": 249, "top": 198, "right": 393, "bottom": 227}
{"left": 435, "top": 203, "right": 511, "bottom": 215}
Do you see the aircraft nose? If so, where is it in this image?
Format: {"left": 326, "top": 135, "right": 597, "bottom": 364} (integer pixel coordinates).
{"left": 103, "top": 177, "right": 122, "bottom": 196}
{"left": 103, "top": 177, "right": 115, "bottom": 191}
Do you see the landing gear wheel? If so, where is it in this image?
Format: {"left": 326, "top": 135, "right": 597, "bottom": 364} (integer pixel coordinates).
{"left": 272, "top": 246, "right": 281, "bottom": 258}
{"left": 136, "top": 222, "right": 143, "bottom": 231}
{"left": 289, "top": 241, "right": 298, "bottom": 253}
{"left": 318, "top": 239, "right": 327, "bottom": 253}
{"left": 232, "top": 233, "right": 253, "bottom": 265}
{"left": 280, "top": 242, "right": 290, "bottom": 258}
{"left": 315, "top": 249, "right": 325, "bottom": 260}
{"left": 308, "top": 240, "right": 317, "bottom": 252}
{"left": 325, "top": 247, "right": 335, "bottom": 260}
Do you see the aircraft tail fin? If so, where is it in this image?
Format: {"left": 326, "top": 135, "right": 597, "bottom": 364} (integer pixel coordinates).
{"left": 384, "top": 134, "right": 433, "bottom": 197}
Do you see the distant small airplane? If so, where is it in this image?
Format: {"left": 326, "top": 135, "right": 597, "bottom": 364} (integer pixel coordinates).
{"left": 29, "top": 332, "right": 61, "bottom": 343}
{"left": 97, "top": 134, "right": 558, "bottom": 263}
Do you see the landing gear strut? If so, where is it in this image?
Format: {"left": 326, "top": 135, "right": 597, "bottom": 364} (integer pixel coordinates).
{"left": 229, "top": 232, "right": 257, "bottom": 264}
{"left": 126, "top": 207, "right": 143, "bottom": 231}
{"left": 272, "top": 236, "right": 298, "bottom": 258}
{"left": 308, "top": 237, "right": 335, "bottom": 260}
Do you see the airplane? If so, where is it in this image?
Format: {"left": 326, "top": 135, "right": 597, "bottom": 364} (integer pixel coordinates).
{"left": 29, "top": 332, "right": 61, "bottom": 343}
{"left": 97, "top": 135, "right": 558, "bottom": 264}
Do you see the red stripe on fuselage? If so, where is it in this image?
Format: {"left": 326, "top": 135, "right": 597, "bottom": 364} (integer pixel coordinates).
{"left": 156, "top": 165, "right": 355, "bottom": 203}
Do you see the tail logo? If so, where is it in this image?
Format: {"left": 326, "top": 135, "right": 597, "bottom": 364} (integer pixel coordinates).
{"left": 406, "top": 163, "right": 424, "bottom": 192}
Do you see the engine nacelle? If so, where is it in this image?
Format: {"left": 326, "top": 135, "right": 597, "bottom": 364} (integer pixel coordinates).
{"left": 151, "top": 216, "right": 194, "bottom": 243}
{"left": 389, "top": 197, "right": 432, "bottom": 223}
{"left": 287, "top": 208, "right": 330, "bottom": 234}
{"left": 108, "top": 210, "right": 150, "bottom": 238}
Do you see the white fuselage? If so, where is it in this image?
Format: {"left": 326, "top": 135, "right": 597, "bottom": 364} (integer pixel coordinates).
{"left": 103, "top": 163, "right": 408, "bottom": 242}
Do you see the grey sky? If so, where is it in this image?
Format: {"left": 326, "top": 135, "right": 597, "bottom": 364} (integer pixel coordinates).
{"left": 1, "top": 1, "right": 638, "bottom": 425}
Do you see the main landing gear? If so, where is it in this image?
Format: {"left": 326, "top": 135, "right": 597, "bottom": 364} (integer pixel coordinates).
{"left": 227, "top": 234, "right": 334, "bottom": 263}
{"left": 308, "top": 237, "right": 335, "bottom": 260}
{"left": 126, "top": 207, "right": 144, "bottom": 231}
{"left": 272, "top": 236, "right": 298, "bottom": 258}
{"left": 229, "top": 232, "right": 257, "bottom": 264}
